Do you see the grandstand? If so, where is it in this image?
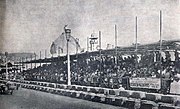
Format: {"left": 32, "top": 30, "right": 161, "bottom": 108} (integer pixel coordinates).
{"left": 1, "top": 28, "right": 180, "bottom": 109}
{"left": 15, "top": 40, "right": 180, "bottom": 94}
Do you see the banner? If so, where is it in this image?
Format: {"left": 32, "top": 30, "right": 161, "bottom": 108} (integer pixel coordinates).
{"left": 170, "top": 80, "right": 180, "bottom": 94}
{"left": 130, "top": 78, "right": 161, "bottom": 89}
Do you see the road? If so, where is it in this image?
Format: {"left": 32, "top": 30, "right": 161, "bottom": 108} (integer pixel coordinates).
{"left": 0, "top": 88, "right": 126, "bottom": 109}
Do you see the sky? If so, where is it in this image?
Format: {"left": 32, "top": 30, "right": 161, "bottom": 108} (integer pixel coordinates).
{"left": 0, "top": 0, "right": 180, "bottom": 57}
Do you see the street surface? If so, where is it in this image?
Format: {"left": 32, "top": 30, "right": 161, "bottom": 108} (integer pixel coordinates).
{"left": 0, "top": 88, "right": 126, "bottom": 109}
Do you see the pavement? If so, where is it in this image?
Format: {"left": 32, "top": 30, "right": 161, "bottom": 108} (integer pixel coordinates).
{"left": 0, "top": 88, "right": 127, "bottom": 109}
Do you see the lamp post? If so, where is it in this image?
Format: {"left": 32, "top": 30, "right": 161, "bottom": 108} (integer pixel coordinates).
{"left": 5, "top": 52, "right": 8, "bottom": 80}
{"left": 65, "top": 27, "right": 71, "bottom": 85}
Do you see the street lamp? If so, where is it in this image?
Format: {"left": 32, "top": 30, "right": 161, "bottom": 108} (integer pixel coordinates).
{"left": 65, "top": 29, "right": 71, "bottom": 41}
{"left": 65, "top": 28, "right": 71, "bottom": 85}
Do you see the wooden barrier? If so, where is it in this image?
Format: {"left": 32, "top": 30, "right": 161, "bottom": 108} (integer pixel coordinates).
{"left": 144, "top": 93, "right": 161, "bottom": 102}
{"left": 89, "top": 87, "right": 99, "bottom": 94}
{"left": 79, "top": 92, "right": 86, "bottom": 99}
{"left": 122, "top": 98, "right": 136, "bottom": 109}
{"left": 109, "top": 89, "right": 116, "bottom": 95}
{"left": 99, "top": 88, "right": 105, "bottom": 94}
{"left": 75, "top": 92, "right": 80, "bottom": 98}
{"left": 112, "top": 97, "right": 124, "bottom": 106}
{"left": 84, "top": 93, "right": 92, "bottom": 101}
{"left": 70, "top": 91, "right": 76, "bottom": 97}
{"left": 76, "top": 86, "right": 83, "bottom": 91}
{"left": 14, "top": 81, "right": 180, "bottom": 109}
{"left": 119, "top": 90, "right": 131, "bottom": 98}
{"left": 91, "top": 95, "right": 101, "bottom": 102}
{"left": 140, "top": 100, "right": 158, "bottom": 109}
{"left": 130, "top": 91, "right": 145, "bottom": 99}
{"left": 104, "top": 96, "right": 114, "bottom": 105}
{"left": 67, "top": 85, "right": 72, "bottom": 90}
{"left": 159, "top": 104, "right": 180, "bottom": 109}
{"left": 160, "top": 95, "right": 177, "bottom": 104}
{"left": 71, "top": 86, "right": 76, "bottom": 90}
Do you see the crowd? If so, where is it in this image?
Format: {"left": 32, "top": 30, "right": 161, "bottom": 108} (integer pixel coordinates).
{"left": 22, "top": 50, "right": 180, "bottom": 88}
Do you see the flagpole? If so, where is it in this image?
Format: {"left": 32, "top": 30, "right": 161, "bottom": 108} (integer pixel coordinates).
{"left": 31, "top": 54, "right": 32, "bottom": 69}
{"left": 19, "top": 57, "right": 22, "bottom": 72}
{"left": 45, "top": 49, "right": 47, "bottom": 59}
{"left": 115, "top": 25, "right": 117, "bottom": 65}
{"left": 5, "top": 52, "right": 8, "bottom": 80}
{"left": 99, "top": 31, "right": 102, "bottom": 86}
{"left": 21, "top": 57, "right": 23, "bottom": 72}
{"left": 34, "top": 53, "right": 36, "bottom": 68}
{"left": 159, "top": 10, "right": 163, "bottom": 86}
{"left": 87, "top": 37, "right": 89, "bottom": 52}
{"left": 76, "top": 38, "right": 79, "bottom": 55}
{"left": 99, "top": 31, "right": 101, "bottom": 50}
{"left": 45, "top": 49, "right": 47, "bottom": 65}
{"left": 40, "top": 51, "right": 41, "bottom": 67}
{"left": 58, "top": 47, "right": 60, "bottom": 57}
{"left": 26, "top": 57, "right": 28, "bottom": 70}
{"left": 135, "top": 16, "right": 138, "bottom": 75}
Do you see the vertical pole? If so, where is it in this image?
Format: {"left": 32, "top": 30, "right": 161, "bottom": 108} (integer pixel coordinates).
{"left": 90, "top": 35, "right": 92, "bottom": 51}
{"left": 19, "top": 57, "right": 21, "bottom": 72}
{"left": 65, "top": 28, "right": 71, "bottom": 86}
{"left": 159, "top": 10, "right": 163, "bottom": 86}
{"left": 21, "top": 57, "right": 23, "bottom": 72}
{"left": 58, "top": 47, "right": 60, "bottom": 57}
{"left": 115, "top": 25, "right": 118, "bottom": 65}
{"left": 31, "top": 55, "right": 32, "bottom": 69}
{"left": 45, "top": 49, "right": 47, "bottom": 59}
{"left": 135, "top": 16, "right": 138, "bottom": 75}
{"left": 45, "top": 49, "right": 47, "bottom": 65}
{"left": 92, "top": 39, "right": 94, "bottom": 51}
{"left": 76, "top": 38, "right": 79, "bottom": 54}
{"left": 99, "top": 31, "right": 102, "bottom": 86}
{"left": 34, "top": 53, "right": 36, "bottom": 68}
{"left": 67, "top": 38, "right": 71, "bottom": 85}
{"left": 26, "top": 57, "right": 28, "bottom": 70}
{"left": 40, "top": 51, "right": 41, "bottom": 67}
{"left": 5, "top": 53, "right": 8, "bottom": 80}
{"left": 14, "top": 57, "right": 16, "bottom": 80}
{"left": 99, "top": 31, "right": 101, "bottom": 50}
{"left": 75, "top": 38, "right": 79, "bottom": 84}
{"left": 87, "top": 37, "right": 89, "bottom": 52}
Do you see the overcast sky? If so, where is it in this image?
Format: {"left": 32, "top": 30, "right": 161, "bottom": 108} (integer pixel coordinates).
{"left": 1, "top": 0, "right": 180, "bottom": 56}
